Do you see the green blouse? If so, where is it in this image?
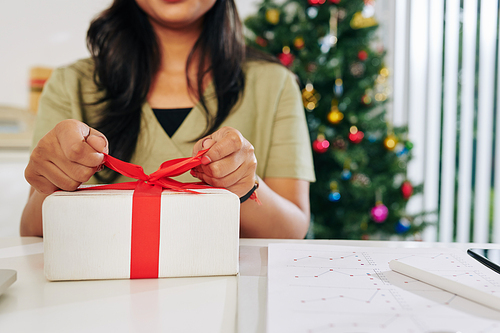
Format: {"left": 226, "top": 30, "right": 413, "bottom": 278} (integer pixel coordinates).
{"left": 32, "top": 58, "right": 315, "bottom": 184}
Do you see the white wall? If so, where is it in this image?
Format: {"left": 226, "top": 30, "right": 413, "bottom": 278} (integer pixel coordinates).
{"left": 0, "top": 0, "right": 260, "bottom": 109}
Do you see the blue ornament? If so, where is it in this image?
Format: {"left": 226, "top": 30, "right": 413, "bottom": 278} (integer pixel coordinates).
{"left": 334, "top": 81, "right": 343, "bottom": 96}
{"left": 341, "top": 169, "right": 352, "bottom": 180}
{"left": 395, "top": 218, "right": 411, "bottom": 234}
{"left": 395, "top": 143, "right": 408, "bottom": 157}
{"left": 328, "top": 191, "right": 341, "bottom": 202}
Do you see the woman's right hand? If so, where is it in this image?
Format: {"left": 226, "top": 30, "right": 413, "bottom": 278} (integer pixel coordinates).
{"left": 25, "top": 119, "right": 109, "bottom": 194}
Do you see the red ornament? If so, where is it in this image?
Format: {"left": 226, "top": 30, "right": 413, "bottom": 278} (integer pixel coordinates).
{"left": 278, "top": 52, "right": 294, "bottom": 67}
{"left": 308, "top": 0, "right": 326, "bottom": 5}
{"left": 313, "top": 137, "right": 330, "bottom": 153}
{"left": 256, "top": 36, "right": 267, "bottom": 47}
{"left": 278, "top": 47, "right": 295, "bottom": 67}
{"left": 401, "top": 181, "right": 413, "bottom": 200}
{"left": 348, "top": 131, "right": 364, "bottom": 144}
{"left": 358, "top": 50, "right": 368, "bottom": 61}
{"left": 361, "top": 94, "right": 372, "bottom": 105}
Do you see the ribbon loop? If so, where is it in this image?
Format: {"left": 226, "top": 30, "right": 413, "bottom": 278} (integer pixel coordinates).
{"left": 103, "top": 154, "right": 150, "bottom": 182}
{"left": 102, "top": 149, "right": 209, "bottom": 188}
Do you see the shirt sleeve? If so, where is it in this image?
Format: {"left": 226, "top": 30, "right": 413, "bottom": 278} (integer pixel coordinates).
{"left": 264, "top": 70, "right": 316, "bottom": 182}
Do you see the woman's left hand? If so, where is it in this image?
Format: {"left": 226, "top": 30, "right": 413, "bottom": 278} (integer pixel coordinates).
{"left": 191, "top": 127, "right": 257, "bottom": 197}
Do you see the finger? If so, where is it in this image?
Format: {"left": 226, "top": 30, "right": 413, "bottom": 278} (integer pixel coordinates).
{"left": 195, "top": 165, "right": 255, "bottom": 197}
{"left": 201, "top": 129, "right": 242, "bottom": 164}
{"left": 192, "top": 136, "right": 216, "bottom": 157}
{"left": 29, "top": 156, "right": 95, "bottom": 190}
{"left": 25, "top": 169, "right": 59, "bottom": 195}
{"left": 55, "top": 120, "right": 106, "bottom": 167}
{"left": 86, "top": 127, "right": 109, "bottom": 154}
{"left": 51, "top": 159, "right": 98, "bottom": 184}
{"left": 31, "top": 138, "right": 99, "bottom": 185}
{"left": 197, "top": 152, "right": 247, "bottom": 179}
{"left": 41, "top": 161, "right": 86, "bottom": 191}
{"left": 199, "top": 165, "right": 241, "bottom": 189}
{"left": 37, "top": 135, "right": 101, "bottom": 182}
{"left": 25, "top": 160, "right": 82, "bottom": 194}
{"left": 202, "top": 138, "right": 216, "bottom": 149}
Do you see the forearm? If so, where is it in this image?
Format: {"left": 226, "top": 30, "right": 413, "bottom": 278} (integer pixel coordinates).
{"left": 20, "top": 187, "right": 47, "bottom": 237}
{"left": 239, "top": 178, "right": 310, "bottom": 239}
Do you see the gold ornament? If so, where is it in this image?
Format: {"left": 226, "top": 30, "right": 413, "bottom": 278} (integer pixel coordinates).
{"left": 327, "top": 100, "right": 344, "bottom": 124}
{"left": 265, "top": 9, "right": 280, "bottom": 25}
{"left": 375, "top": 93, "right": 387, "bottom": 102}
{"left": 293, "top": 37, "right": 305, "bottom": 50}
{"left": 328, "top": 110, "right": 344, "bottom": 125}
{"left": 376, "top": 75, "right": 386, "bottom": 84}
{"left": 302, "top": 82, "right": 320, "bottom": 111}
{"left": 380, "top": 67, "right": 389, "bottom": 77}
{"left": 384, "top": 134, "right": 398, "bottom": 150}
{"left": 350, "top": 11, "right": 378, "bottom": 29}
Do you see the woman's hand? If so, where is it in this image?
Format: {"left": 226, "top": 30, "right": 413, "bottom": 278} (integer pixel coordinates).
{"left": 192, "top": 126, "right": 310, "bottom": 238}
{"left": 191, "top": 127, "right": 257, "bottom": 197}
{"left": 25, "top": 119, "right": 109, "bottom": 194}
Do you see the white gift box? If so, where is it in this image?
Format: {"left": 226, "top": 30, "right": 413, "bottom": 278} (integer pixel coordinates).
{"left": 43, "top": 188, "right": 240, "bottom": 281}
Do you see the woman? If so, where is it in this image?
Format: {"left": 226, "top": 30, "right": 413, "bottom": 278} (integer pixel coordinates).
{"left": 21, "top": 0, "right": 315, "bottom": 238}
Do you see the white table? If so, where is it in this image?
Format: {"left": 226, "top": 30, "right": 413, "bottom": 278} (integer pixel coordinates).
{"left": 1, "top": 238, "right": 499, "bottom": 333}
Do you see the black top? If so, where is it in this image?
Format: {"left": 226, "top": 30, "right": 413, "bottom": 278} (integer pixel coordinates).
{"left": 152, "top": 108, "right": 192, "bottom": 137}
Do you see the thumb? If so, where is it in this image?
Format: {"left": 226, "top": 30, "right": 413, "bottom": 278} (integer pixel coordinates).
{"left": 86, "top": 128, "right": 109, "bottom": 154}
{"left": 192, "top": 136, "right": 215, "bottom": 156}
{"left": 202, "top": 138, "right": 216, "bottom": 150}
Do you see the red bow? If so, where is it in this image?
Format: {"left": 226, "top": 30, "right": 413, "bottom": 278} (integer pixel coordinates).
{"left": 87, "top": 149, "right": 211, "bottom": 193}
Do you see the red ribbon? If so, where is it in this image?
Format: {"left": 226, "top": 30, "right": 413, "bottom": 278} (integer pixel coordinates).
{"left": 82, "top": 149, "right": 210, "bottom": 279}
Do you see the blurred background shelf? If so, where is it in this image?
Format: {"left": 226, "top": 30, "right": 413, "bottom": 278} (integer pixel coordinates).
{"left": 0, "top": 105, "right": 35, "bottom": 149}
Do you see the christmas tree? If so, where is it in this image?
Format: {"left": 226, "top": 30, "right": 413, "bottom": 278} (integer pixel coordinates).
{"left": 245, "top": 0, "right": 427, "bottom": 239}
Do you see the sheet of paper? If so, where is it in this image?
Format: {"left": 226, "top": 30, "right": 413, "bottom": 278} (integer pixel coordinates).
{"left": 268, "top": 243, "right": 500, "bottom": 333}
{"left": 0, "top": 242, "right": 43, "bottom": 259}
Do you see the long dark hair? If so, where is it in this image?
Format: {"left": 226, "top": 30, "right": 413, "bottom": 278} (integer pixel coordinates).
{"left": 87, "top": 0, "right": 251, "bottom": 182}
